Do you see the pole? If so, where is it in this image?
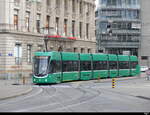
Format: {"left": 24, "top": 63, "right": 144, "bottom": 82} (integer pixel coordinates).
{"left": 23, "top": 76, "right": 26, "bottom": 85}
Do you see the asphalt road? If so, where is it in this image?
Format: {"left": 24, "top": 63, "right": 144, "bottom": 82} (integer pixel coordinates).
{"left": 0, "top": 76, "right": 150, "bottom": 112}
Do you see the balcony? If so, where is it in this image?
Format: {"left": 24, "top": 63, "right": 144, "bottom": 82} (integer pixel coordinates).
{"left": 112, "top": 29, "right": 141, "bottom": 34}
{"left": 101, "top": 41, "right": 140, "bottom": 48}
{"left": 100, "top": 5, "right": 140, "bottom": 10}
{"left": 100, "top": 17, "right": 141, "bottom": 22}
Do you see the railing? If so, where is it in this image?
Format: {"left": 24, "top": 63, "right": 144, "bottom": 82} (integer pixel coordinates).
{"left": 101, "top": 41, "right": 140, "bottom": 48}
{"left": 99, "top": 17, "right": 141, "bottom": 22}
{"left": 112, "top": 29, "right": 141, "bottom": 34}
{"left": 100, "top": 5, "right": 140, "bottom": 9}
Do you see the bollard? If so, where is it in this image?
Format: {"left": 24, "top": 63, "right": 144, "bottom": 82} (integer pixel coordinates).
{"left": 98, "top": 76, "right": 101, "bottom": 82}
{"left": 23, "top": 76, "right": 26, "bottom": 85}
{"left": 95, "top": 76, "right": 101, "bottom": 83}
{"left": 112, "top": 78, "right": 116, "bottom": 88}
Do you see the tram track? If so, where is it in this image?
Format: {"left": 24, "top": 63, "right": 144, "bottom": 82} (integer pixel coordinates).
{"left": 36, "top": 82, "right": 102, "bottom": 112}
{"left": 12, "top": 82, "right": 101, "bottom": 112}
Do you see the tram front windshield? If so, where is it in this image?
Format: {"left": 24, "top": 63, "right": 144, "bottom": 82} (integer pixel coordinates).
{"left": 34, "top": 56, "right": 50, "bottom": 76}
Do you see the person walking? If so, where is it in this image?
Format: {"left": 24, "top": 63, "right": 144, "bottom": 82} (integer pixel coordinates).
{"left": 146, "top": 68, "right": 150, "bottom": 80}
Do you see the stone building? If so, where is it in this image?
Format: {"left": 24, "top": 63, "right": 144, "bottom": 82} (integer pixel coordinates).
{"left": 140, "top": 0, "right": 150, "bottom": 67}
{"left": 0, "top": 0, "right": 96, "bottom": 78}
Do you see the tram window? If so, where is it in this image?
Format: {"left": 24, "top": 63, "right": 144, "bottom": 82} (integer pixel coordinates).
{"left": 109, "top": 61, "right": 117, "bottom": 69}
{"left": 72, "top": 61, "right": 79, "bottom": 71}
{"left": 50, "top": 60, "right": 61, "bottom": 73}
{"left": 93, "top": 61, "right": 107, "bottom": 70}
{"left": 63, "top": 61, "right": 79, "bottom": 72}
{"left": 80, "top": 61, "right": 92, "bottom": 71}
{"left": 63, "top": 61, "right": 69, "bottom": 72}
{"left": 131, "top": 61, "right": 138, "bottom": 69}
{"left": 119, "top": 61, "right": 129, "bottom": 69}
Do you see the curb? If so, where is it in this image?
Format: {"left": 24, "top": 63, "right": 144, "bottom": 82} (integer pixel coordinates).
{"left": 94, "top": 76, "right": 145, "bottom": 83}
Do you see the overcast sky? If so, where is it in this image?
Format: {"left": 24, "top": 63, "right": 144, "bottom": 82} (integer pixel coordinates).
{"left": 95, "top": 0, "right": 99, "bottom": 10}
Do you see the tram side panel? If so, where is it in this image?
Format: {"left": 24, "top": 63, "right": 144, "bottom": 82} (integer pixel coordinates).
{"left": 61, "top": 52, "right": 80, "bottom": 82}
{"left": 108, "top": 54, "right": 118, "bottom": 78}
{"left": 92, "top": 54, "right": 109, "bottom": 79}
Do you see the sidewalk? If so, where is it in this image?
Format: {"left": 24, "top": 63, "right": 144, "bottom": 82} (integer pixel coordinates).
{"left": 0, "top": 78, "right": 33, "bottom": 100}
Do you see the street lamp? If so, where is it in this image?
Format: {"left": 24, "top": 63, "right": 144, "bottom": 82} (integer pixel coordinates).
{"left": 42, "top": 27, "right": 56, "bottom": 52}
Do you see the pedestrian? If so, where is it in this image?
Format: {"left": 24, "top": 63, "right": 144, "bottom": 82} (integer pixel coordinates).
{"left": 146, "top": 68, "right": 150, "bottom": 80}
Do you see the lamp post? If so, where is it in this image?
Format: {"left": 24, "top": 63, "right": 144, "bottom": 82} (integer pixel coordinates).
{"left": 42, "top": 27, "right": 56, "bottom": 52}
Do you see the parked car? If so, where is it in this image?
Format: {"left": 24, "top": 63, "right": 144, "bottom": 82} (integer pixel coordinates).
{"left": 140, "top": 66, "right": 149, "bottom": 72}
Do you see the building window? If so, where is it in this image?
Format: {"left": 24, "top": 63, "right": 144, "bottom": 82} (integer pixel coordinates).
{"left": 86, "top": 23, "right": 89, "bottom": 39}
{"left": 47, "top": 0, "right": 51, "bottom": 7}
{"left": 56, "top": 0, "right": 60, "bottom": 9}
{"left": 14, "top": 9, "right": 19, "bottom": 30}
{"left": 72, "top": 0, "right": 75, "bottom": 13}
{"left": 26, "top": 0, "right": 31, "bottom": 9}
{"left": 64, "top": 0, "right": 68, "bottom": 11}
{"left": 27, "top": 45, "right": 32, "bottom": 63}
{"left": 45, "top": 15, "right": 50, "bottom": 34}
{"left": 141, "top": 56, "right": 148, "bottom": 60}
{"left": 14, "top": 44, "right": 22, "bottom": 65}
{"left": 36, "top": 14, "right": 41, "bottom": 33}
{"left": 14, "top": 0, "right": 20, "bottom": 7}
{"left": 72, "top": 20, "right": 75, "bottom": 37}
{"left": 25, "top": 11, "right": 30, "bottom": 32}
{"left": 56, "top": 17, "right": 59, "bottom": 35}
{"left": 64, "top": 19, "right": 67, "bottom": 36}
{"left": 86, "top": 3, "right": 90, "bottom": 16}
{"left": 81, "top": 48, "right": 84, "bottom": 53}
{"left": 79, "top": 1, "right": 82, "bottom": 14}
{"left": 79, "top": 22, "right": 82, "bottom": 38}
{"left": 74, "top": 48, "right": 77, "bottom": 53}
{"left": 88, "top": 49, "right": 91, "bottom": 53}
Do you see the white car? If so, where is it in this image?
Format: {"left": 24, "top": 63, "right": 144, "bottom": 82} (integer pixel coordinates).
{"left": 140, "top": 66, "right": 149, "bottom": 72}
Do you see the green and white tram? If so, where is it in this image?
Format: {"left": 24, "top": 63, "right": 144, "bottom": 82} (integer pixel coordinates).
{"left": 32, "top": 51, "right": 140, "bottom": 84}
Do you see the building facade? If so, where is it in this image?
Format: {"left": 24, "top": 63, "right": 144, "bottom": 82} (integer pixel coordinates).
{"left": 0, "top": 0, "right": 96, "bottom": 78}
{"left": 140, "top": 0, "right": 150, "bottom": 67}
{"left": 96, "top": 0, "right": 141, "bottom": 56}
